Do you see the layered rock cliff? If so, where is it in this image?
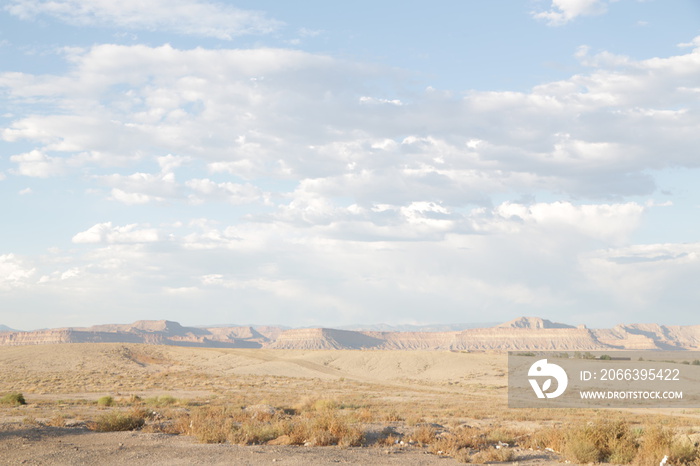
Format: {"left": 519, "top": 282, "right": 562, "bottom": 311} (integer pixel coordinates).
{"left": 0, "top": 317, "right": 698, "bottom": 351}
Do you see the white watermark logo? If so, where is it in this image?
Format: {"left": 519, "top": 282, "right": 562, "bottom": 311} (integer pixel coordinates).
{"left": 528, "top": 359, "right": 568, "bottom": 399}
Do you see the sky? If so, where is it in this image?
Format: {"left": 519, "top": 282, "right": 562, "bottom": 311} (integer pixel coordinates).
{"left": 1, "top": 0, "right": 699, "bottom": 330}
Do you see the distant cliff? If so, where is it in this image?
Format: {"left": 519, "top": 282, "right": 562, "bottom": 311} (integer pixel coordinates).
{"left": 0, "top": 316, "right": 698, "bottom": 351}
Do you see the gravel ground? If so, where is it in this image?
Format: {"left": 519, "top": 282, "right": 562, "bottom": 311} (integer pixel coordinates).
{"left": 0, "top": 424, "right": 563, "bottom": 465}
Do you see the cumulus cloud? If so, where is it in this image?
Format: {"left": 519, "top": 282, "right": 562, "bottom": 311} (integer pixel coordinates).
{"left": 533, "top": 0, "right": 610, "bottom": 26}
{"left": 185, "top": 178, "right": 265, "bottom": 205}
{"left": 2, "top": 41, "right": 699, "bottom": 204}
{"left": 100, "top": 171, "right": 178, "bottom": 204}
{"left": 487, "top": 201, "right": 644, "bottom": 244}
{"left": 10, "top": 150, "right": 67, "bottom": 177}
{"left": 0, "top": 254, "right": 35, "bottom": 290}
{"left": 72, "top": 222, "right": 160, "bottom": 244}
{"left": 5, "top": 0, "right": 282, "bottom": 38}
{"left": 0, "top": 195, "right": 680, "bottom": 326}
{"left": 1, "top": 36, "right": 700, "bottom": 326}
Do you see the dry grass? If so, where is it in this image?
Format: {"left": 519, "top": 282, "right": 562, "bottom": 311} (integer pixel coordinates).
{"left": 144, "top": 395, "right": 178, "bottom": 407}
{"left": 524, "top": 418, "right": 700, "bottom": 465}
{"left": 173, "top": 404, "right": 364, "bottom": 447}
{"left": 89, "top": 408, "right": 147, "bottom": 432}
{"left": 2, "top": 344, "right": 700, "bottom": 465}
{"left": 634, "top": 425, "right": 699, "bottom": 466}
{"left": 470, "top": 446, "right": 515, "bottom": 464}
{"left": 409, "top": 424, "right": 436, "bottom": 445}
{"left": 46, "top": 413, "right": 67, "bottom": 427}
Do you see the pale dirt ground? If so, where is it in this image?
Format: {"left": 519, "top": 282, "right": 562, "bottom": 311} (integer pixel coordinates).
{"left": 0, "top": 426, "right": 563, "bottom": 465}
{"left": 0, "top": 344, "right": 696, "bottom": 465}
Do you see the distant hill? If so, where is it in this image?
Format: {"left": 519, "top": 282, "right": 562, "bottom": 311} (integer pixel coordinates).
{"left": 338, "top": 323, "right": 500, "bottom": 332}
{"left": 1, "top": 317, "right": 699, "bottom": 351}
{"left": 497, "top": 316, "right": 575, "bottom": 329}
{"left": 0, "top": 325, "right": 20, "bottom": 333}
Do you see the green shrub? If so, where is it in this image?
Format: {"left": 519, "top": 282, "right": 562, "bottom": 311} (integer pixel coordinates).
{"left": 91, "top": 410, "right": 145, "bottom": 432}
{"left": 97, "top": 396, "right": 114, "bottom": 407}
{"left": 0, "top": 392, "right": 26, "bottom": 406}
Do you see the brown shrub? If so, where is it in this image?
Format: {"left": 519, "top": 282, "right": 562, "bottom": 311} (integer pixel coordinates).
{"left": 47, "top": 414, "right": 66, "bottom": 427}
{"left": 560, "top": 419, "right": 638, "bottom": 464}
{"left": 634, "top": 426, "right": 699, "bottom": 466}
{"left": 410, "top": 424, "right": 437, "bottom": 445}
{"left": 470, "top": 446, "right": 515, "bottom": 464}
{"left": 180, "top": 407, "right": 234, "bottom": 443}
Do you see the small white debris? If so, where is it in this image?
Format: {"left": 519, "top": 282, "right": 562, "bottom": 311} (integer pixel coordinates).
{"left": 660, "top": 455, "right": 669, "bottom": 466}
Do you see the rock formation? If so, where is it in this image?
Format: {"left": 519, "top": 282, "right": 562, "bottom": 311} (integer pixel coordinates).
{"left": 0, "top": 318, "right": 699, "bottom": 351}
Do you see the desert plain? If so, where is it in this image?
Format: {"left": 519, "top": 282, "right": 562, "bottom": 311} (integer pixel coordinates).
{"left": 1, "top": 342, "right": 700, "bottom": 465}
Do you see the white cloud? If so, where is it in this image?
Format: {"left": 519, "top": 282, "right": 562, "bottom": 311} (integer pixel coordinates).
{"left": 580, "top": 243, "right": 700, "bottom": 309}
{"left": 185, "top": 178, "right": 265, "bottom": 205}
{"left": 1, "top": 37, "right": 700, "bottom": 326}
{"left": 101, "top": 171, "right": 178, "bottom": 204}
{"left": 359, "top": 96, "right": 403, "bottom": 106}
{"left": 5, "top": 0, "right": 282, "bottom": 38}
{"left": 0, "top": 196, "right": 683, "bottom": 326}
{"left": 2, "top": 41, "right": 699, "bottom": 202}
{"left": 488, "top": 201, "right": 644, "bottom": 244}
{"left": 10, "top": 150, "right": 66, "bottom": 177}
{"left": 0, "top": 254, "right": 35, "bottom": 291}
{"left": 72, "top": 222, "right": 160, "bottom": 244}
{"left": 157, "top": 154, "right": 190, "bottom": 173}
{"left": 533, "top": 0, "right": 610, "bottom": 26}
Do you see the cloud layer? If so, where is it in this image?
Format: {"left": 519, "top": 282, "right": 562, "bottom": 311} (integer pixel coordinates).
{"left": 5, "top": 0, "right": 282, "bottom": 38}
{"left": 1, "top": 17, "right": 699, "bottom": 327}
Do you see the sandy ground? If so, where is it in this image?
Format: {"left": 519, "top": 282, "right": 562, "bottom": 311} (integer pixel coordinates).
{"left": 0, "top": 344, "right": 691, "bottom": 465}
{"left": 0, "top": 422, "right": 562, "bottom": 465}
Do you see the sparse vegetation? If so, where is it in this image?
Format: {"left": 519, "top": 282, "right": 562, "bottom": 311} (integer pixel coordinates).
{"left": 90, "top": 409, "right": 146, "bottom": 432}
{"left": 410, "top": 424, "right": 437, "bottom": 445}
{"left": 145, "top": 395, "right": 178, "bottom": 407}
{"left": 0, "top": 392, "right": 26, "bottom": 406}
{"left": 47, "top": 413, "right": 66, "bottom": 427}
{"left": 2, "top": 344, "right": 700, "bottom": 464}
{"left": 471, "top": 446, "right": 515, "bottom": 464}
{"left": 526, "top": 418, "right": 700, "bottom": 465}
{"left": 173, "top": 403, "right": 364, "bottom": 447}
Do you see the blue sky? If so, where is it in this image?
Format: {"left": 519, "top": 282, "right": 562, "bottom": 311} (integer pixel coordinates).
{"left": 1, "top": 0, "right": 699, "bottom": 330}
